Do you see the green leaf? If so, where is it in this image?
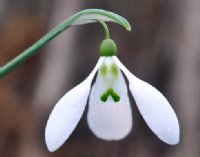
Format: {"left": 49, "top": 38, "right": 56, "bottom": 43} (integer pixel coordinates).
{"left": 68, "top": 9, "right": 131, "bottom": 31}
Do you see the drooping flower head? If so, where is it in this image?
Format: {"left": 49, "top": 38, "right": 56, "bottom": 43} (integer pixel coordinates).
{"left": 45, "top": 10, "right": 180, "bottom": 152}
{"left": 0, "top": 8, "right": 179, "bottom": 152}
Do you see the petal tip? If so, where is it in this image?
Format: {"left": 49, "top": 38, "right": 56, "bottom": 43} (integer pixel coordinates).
{"left": 45, "top": 123, "right": 63, "bottom": 152}
{"left": 168, "top": 132, "right": 180, "bottom": 145}
{"left": 159, "top": 127, "right": 180, "bottom": 145}
{"left": 45, "top": 129, "right": 57, "bottom": 152}
{"left": 45, "top": 138, "right": 56, "bottom": 152}
{"left": 164, "top": 137, "right": 180, "bottom": 145}
{"left": 46, "top": 143, "right": 57, "bottom": 152}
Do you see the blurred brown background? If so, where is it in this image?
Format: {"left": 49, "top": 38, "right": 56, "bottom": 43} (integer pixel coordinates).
{"left": 0, "top": 0, "right": 200, "bottom": 157}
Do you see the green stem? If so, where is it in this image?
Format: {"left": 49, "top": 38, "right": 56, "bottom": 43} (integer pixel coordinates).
{"left": 0, "top": 9, "right": 131, "bottom": 78}
{"left": 97, "top": 20, "right": 110, "bottom": 39}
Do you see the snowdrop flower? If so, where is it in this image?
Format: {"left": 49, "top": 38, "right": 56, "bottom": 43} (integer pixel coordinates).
{"left": 0, "top": 7, "right": 179, "bottom": 152}
{"left": 45, "top": 37, "right": 180, "bottom": 152}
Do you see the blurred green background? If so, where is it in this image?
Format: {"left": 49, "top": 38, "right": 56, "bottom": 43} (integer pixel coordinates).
{"left": 0, "top": 0, "right": 200, "bottom": 157}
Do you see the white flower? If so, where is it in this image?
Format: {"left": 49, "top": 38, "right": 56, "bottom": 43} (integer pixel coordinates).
{"left": 45, "top": 54, "right": 180, "bottom": 152}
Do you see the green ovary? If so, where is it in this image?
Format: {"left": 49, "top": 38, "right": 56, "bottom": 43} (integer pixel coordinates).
{"left": 100, "top": 88, "right": 120, "bottom": 102}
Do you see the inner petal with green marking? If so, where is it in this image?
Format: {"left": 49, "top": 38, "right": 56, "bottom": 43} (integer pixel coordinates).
{"left": 96, "top": 57, "right": 126, "bottom": 103}
{"left": 100, "top": 87, "right": 120, "bottom": 102}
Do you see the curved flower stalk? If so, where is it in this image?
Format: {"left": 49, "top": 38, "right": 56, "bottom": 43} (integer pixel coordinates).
{"left": 0, "top": 9, "right": 130, "bottom": 77}
{"left": 45, "top": 12, "right": 180, "bottom": 152}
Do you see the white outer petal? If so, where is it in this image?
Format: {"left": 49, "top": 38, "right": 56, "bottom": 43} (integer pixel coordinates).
{"left": 113, "top": 56, "right": 180, "bottom": 145}
{"left": 87, "top": 57, "right": 132, "bottom": 140}
{"left": 45, "top": 57, "right": 105, "bottom": 152}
